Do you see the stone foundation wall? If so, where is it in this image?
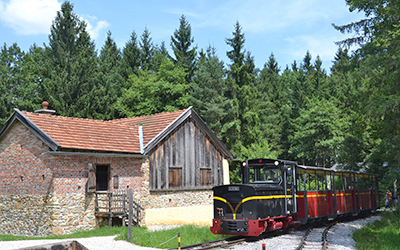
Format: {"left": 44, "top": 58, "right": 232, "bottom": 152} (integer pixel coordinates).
{"left": 49, "top": 193, "right": 97, "bottom": 235}
{"left": 0, "top": 193, "right": 97, "bottom": 236}
{"left": 147, "top": 189, "right": 213, "bottom": 209}
{"left": 0, "top": 195, "right": 53, "bottom": 236}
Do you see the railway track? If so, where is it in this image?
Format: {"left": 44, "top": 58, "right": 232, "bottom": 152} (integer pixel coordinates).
{"left": 171, "top": 221, "right": 341, "bottom": 250}
{"left": 296, "top": 222, "right": 336, "bottom": 250}
{"left": 170, "top": 236, "right": 246, "bottom": 250}
{"left": 170, "top": 229, "right": 290, "bottom": 250}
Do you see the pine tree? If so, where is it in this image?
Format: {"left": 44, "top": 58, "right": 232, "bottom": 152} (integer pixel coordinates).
{"left": 224, "top": 21, "right": 261, "bottom": 157}
{"left": 257, "top": 53, "right": 287, "bottom": 155}
{"left": 90, "top": 31, "right": 123, "bottom": 120}
{"left": 42, "top": 1, "right": 98, "bottom": 118}
{"left": 120, "top": 30, "right": 141, "bottom": 80}
{"left": 139, "top": 27, "right": 155, "bottom": 71}
{"left": 190, "top": 47, "right": 230, "bottom": 137}
{"left": 170, "top": 15, "right": 197, "bottom": 83}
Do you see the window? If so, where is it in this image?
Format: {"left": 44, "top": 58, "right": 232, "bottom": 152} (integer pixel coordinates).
{"left": 200, "top": 168, "right": 212, "bottom": 186}
{"left": 169, "top": 168, "right": 182, "bottom": 188}
{"left": 96, "top": 165, "right": 109, "bottom": 191}
{"left": 252, "top": 167, "right": 281, "bottom": 183}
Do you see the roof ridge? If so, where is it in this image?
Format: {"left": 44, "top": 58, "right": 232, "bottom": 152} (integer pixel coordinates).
{"left": 23, "top": 111, "right": 120, "bottom": 123}
{"left": 112, "top": 108, "right": 188, "bottom": 123}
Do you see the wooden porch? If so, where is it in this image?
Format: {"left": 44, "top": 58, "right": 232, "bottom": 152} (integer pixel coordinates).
{"left": 95, "top": 190, "right": 143, "bottom": 227}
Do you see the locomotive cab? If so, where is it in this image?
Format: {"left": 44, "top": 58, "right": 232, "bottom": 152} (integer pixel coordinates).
{"left": 211, "top": 159, "right": 300, "bottom": 236}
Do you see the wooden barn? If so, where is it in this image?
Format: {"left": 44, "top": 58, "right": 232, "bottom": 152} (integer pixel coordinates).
{"left": 0, "top": 102, "right": 233, "bottom": 236}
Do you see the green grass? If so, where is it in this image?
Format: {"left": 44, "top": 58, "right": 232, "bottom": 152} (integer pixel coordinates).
{"left": 353, "top": 210, "right": 400, "bottom": 250}
{"left": 0, "top": 225, "right": 228, "bottom": 249}
{"left": 117, "top": 225, "right": 229, "bottom": 249}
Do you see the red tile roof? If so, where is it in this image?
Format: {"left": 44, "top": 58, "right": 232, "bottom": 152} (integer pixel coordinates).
{"left": 22, "top": 109, "right": 187, "bottom": 154}
{"left": 112, "top": 109, "right": 187, "bottom": 145}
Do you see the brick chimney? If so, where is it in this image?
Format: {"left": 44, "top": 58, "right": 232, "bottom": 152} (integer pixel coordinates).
{"left": 34, "top": 101, "right": 56, "bottom": 115}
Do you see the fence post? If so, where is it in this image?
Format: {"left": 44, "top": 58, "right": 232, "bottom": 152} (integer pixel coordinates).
{"left": 108, "top": 192, "right": 112, "bottom": 227}
{"left": 128, "top": 188, "right": 133, "bottom": 241}
{"left": 178, "top": 232, "right": 181, "bottom": 250}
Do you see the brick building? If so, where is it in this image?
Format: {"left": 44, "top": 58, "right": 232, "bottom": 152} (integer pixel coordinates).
{"left": 0, "top": 103, "right": 233, "bottom": 236}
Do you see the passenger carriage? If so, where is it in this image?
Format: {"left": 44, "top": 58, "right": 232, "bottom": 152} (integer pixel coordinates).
{"left": 210, "top": 159, "right": 379, "bottom": 236}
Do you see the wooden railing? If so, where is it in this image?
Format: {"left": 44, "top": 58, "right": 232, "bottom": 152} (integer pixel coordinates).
{"left": 95, "top": 189, "right": 143, "bottom": 227}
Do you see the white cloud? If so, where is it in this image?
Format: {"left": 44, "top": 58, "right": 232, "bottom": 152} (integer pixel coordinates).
{"left": 82, "top": 15, "right": 110, "bottom": 40}
{"left": 0, "top": 0, "right": 109, "bottom": 39}
{"left": 0, "top": 0, "right": 61, "bottom": 35}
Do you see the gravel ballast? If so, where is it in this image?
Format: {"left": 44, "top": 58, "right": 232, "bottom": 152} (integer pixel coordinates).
{"left": 213, "top": 214, "right": 382, "bottom": 250}
{"left": 0, "top": 214, "right": 382, "bottom": 250}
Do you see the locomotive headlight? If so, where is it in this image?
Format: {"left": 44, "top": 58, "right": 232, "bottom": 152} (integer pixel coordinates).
{"left": 274, "top": 161, "right": 279, "bottom": 166}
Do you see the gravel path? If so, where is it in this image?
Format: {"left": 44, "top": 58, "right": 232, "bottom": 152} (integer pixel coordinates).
{"left": 0, "top": 214, "right": 382, "bottom": 250}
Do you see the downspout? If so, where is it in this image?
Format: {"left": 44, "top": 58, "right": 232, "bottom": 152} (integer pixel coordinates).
{"left": 139, "top": 125, "right": 144, "bottom": 154}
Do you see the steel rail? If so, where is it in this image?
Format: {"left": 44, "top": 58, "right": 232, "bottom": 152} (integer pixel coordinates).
{"left": 295, "top": 222, "right": 336, "bottom": 250}
{"left": 169, "top": 236, "right": 245, "bottom": 250}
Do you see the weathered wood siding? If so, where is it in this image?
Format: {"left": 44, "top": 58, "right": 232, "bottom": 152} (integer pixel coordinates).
{"left": 149, "top": 118, "right": 223, "bottom": 190}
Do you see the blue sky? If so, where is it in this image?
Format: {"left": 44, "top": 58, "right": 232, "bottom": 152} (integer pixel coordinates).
{"left": 0, "top": 0, "right": 365, "bottom": 73}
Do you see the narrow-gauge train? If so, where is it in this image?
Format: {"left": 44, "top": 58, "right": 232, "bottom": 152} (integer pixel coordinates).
{"left": 210, "top": 159, "right": 379, "bottom": 236}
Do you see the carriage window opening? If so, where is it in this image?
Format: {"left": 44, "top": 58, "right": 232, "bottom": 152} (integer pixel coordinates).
{"left": 369, "top": 175, "right": 374, "bottom": 189}
{"left": 316, "top": 173, "right": 326, "bottom": 190}
{"left": 358, "top": 175, "right": 364, "bottom": 189}
{"left": 327, "top": 173, "right": 333, "bottom": 190}
{"left": 306, "top": 173, "right": 317, "bottom": 191}
{"left": 297, "top": 176, "right": 302, "bottom": 191}
{"left": 344, "top": 174, "right": 352, "bottom": 190}
{"left": 336, "top": 173, "right": 344, "bottom": 190}
{"left": 310, "top": 171, "right": 317, "bottom": 190}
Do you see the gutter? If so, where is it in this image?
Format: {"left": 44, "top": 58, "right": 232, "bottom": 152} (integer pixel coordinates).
{"left": 41, "top": 151, "right": 148, "bottom": 158}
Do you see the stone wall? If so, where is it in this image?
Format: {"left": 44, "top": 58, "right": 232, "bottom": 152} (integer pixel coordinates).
{"left": 49, "top": 193, "right": 97, "bottom": 235}
{"left": 147, "top": 189, "right": 213, "bottom": 208}
{"left": 0, "top": 193, "right": 97, "bottom": 236}
{"left": 0, "top": 195, "right": 53, "bottom": 236}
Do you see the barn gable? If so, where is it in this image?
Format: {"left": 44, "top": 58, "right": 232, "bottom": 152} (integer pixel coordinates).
{"left": 148, "top": 111, "right": 232, "bottom": 190}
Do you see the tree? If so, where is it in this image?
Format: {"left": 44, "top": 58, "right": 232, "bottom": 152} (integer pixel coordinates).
{"left": 257, "top": 53, "right": 289, "bottom": 155}
{"left": 115, "top": 57, "right": 190, "bottom": 117}
{"left": 0, "top": 43, "right": 42, "bottom": 126}
{"left": 190, "top": 47, "right": 230, "bottom": 137}
{"left": 41, "top": 1, "right": 98, "bottom": 118}
{"left": 170, "top": 15, "right": 197, "bottom": 83}
{"left": 120, "top": 30, "right": 141, "bottom": 80}
{"left": 139, "top": 27, "right": 155, "bottom": 71}
{"left": 90, "top": 31, "right": 123, "bottom": 120}
{"left": 224, "top": 21, "right": 261, "bottom": 157}
{"left": 334, "top": 0, "right": 400, "bottom": 219}
{"left": 289, "top": 97, "right": 350, "bottom": 167}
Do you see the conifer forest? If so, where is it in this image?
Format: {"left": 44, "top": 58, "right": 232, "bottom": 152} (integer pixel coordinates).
{"left": 1, "top": 1, "right": 399, "bottom": 190}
